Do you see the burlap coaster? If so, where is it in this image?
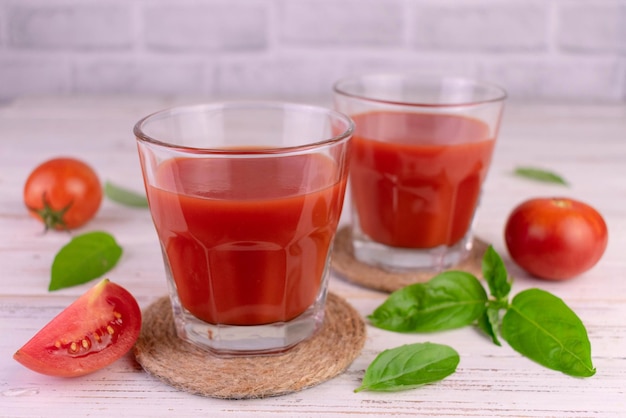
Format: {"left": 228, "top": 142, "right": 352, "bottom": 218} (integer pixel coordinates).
{"left": 331, "top": 226, "right": 488, "bottom": 293}
{"left": 133, "top": 292, "right": 366, "bottom": 399}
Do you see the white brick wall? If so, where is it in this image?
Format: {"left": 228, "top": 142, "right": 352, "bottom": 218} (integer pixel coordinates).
{"left": 558, "top": 1, "right": 626, "bottom": 53}
{"left": 279, "top": 0, "right": 405, "bottom": 46}
{"left": 410, "top": 1, "right": 549, "bottom": 51}
{"left": 8, "top": 3, "right": 133, "bottom": 50}
{"left": 143, "top": 1, "right": 268, "bottom": 52}
{"left": 0, "top": 0, "right": 624, "bottom": 103}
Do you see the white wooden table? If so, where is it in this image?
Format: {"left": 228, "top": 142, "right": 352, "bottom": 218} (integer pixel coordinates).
{"left": 1, "top": 97, "right": 625, "bottom": 417}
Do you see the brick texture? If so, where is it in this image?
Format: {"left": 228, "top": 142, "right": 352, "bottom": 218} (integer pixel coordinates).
{"left": 143, "top": 1, "right": 268, "bottom": 52}
{"left": 558, "top": 1, "right": 626, "bottom": 53}
{"left": 410, "top": 1, "right": 549, "bottom": 51}
{"left": 278, "top": 0, "right": 404, "bottom": 46}
{"left": 74, "top": 58, "right": 211, "bottom": 95}
{"left": 0, "top": 0, "right": 625, "bottom": 103}
{"left": 479, "top": 56, "right": 625, "bottom": 101}
{"left": 7, "top": 3, "right": 132, "bottom": 50}
{"left": 0, "top": 57, "right": 71, "bottom": 98}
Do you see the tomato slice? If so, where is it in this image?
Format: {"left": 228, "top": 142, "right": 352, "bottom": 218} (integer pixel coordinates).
{"left": 14, "top": 279, "right": 142, "bottom": 377}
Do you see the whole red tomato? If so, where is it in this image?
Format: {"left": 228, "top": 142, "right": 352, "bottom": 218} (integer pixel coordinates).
{"left": 24, "top": 157, "right": 103, "bottom": 230}
{"left": 504, "top": 197, "right": 608, "bottom": 280}
{"left": 14, "top": 279, "right": 141, "bottom": 377}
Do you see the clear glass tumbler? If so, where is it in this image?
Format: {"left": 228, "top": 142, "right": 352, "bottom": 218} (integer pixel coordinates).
{"left": 135, "top": 102, "right": 353, "bottom": 356}
{"left": 334, "top": 74, "right": 506, "bottom": 272}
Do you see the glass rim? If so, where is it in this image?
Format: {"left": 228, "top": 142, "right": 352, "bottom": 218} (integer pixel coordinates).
{"left": 133, "top": 100, "right": 355, "bottom": 155}
{"left": 333, "top": 73, "right": 508, "bottom": 108}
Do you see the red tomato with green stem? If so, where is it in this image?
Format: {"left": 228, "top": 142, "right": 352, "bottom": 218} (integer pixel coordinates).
{"left": 13, "top": 279, "right": 142, "bottom": 377}
{"left": 24, "top": 157, "right": 103, "bottom": 230}
{"left": 504, "top": 197, "right": 608, "bottom": 280}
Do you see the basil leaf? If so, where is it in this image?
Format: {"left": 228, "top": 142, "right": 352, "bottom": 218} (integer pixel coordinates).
{"left": 49, "top": 231, "right": 123, "bottom": 291}
{"left": 482, "top": 245, "right": 512, "bottom": 301}
{"left": 501, "top": 288, "right": 595, "bottom": 377}
{"left": 355, "top": 342, "right": 459, "bottom": 392}
{"left": 104, "top": 181, "right": 149, "bottom": 208}
{"left": 368, "top": 271, "right": 488, "bottom": 332}
{"left": 514, "top": 166, "right": 568, "bottom": 186}
{"left": 477, "top": 303, "right": 502, "bottom": 346}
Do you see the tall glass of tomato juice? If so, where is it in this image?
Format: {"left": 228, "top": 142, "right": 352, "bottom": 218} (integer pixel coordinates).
{"left": 333, "top": 74, "right": 506, "bottom": 272}
{"left": 134, "top": 102, "right": 353, "bottom": 356}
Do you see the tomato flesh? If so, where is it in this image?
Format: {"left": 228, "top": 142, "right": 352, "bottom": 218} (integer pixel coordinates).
{"left": 24, "top": 157, "right": 102, "bottom": 230}
{"left": 14, "top": 279, "right": 141, "bottom": 377}
{"left": 504, "top": 197, "right": 608, "bottom": 280}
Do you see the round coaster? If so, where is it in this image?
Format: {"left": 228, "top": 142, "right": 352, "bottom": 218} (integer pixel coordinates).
{"left": 331, "top": 226, "right": 489, "bottom": 293}
{"left": 133, "top": 292, "right": 366, "bottom": 399}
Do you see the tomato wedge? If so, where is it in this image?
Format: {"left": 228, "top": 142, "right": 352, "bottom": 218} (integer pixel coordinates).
{"left": 14, "top": 279, "right": 142, "bottom": 377}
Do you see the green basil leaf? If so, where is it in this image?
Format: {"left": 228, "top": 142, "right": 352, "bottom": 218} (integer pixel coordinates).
{"left": 368, "top": 271, "right": 488, "bottom": 332}
{"left": 501, "top": 288, "right": 595, "bottom": 377}
{"left": 355, "top": 342, "right": 459, "bottom": 392}
{"left": 104, "top": 181, "right": 149, "bottom": 208}
{"left": 476, "top": 303, "right": 502, "bottom": 346}
{"left": 514, "top": 166, "right": 568, "bottom": 186}
{"left": 49, "top": 231, "right": 123, "bottom": 291}
{"left": 482, "top": 245, "right": 512, "bottom": 301}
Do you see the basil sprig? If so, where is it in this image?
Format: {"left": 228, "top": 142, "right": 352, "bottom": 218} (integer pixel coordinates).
{"left": 49, "top": 231, "right": 123, "bottom": 291}
{"left": 476, "top": 246, "right": 513, "bottom": 346}
{"left": 368, "top": 271, "right": 487, "bottom": 332}
{"left": 360, "top": 246, "right": 595, "bottom": 392}
{"left": 502, "top": 289, "right": 595, "bottom": 377}
{"left": 356, "top": 342, "right": 459, "bottom": 392}
{"left": 514, "top": 166, "right": 568, "bottom": 186}
{"left": 104, "top": 181, "right": 149, "bottom": 208}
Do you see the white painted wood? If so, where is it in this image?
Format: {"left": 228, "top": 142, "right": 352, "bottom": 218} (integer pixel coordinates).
{"left": 1, "top": 97, "right": 625, "bottom": 417}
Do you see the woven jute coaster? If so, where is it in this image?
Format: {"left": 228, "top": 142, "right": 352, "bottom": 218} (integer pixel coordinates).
{"left": 133, "top": 292, "right": 366, "bottom": 399}
{"left": 331, "top": 226, "right": 488, "bottom": 293}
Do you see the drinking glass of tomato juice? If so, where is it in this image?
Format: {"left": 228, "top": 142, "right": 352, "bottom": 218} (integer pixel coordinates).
{"left": 333, "top": 74, "right": 506, "bottom": 272}
{"left": 135, "top": 102, "right": 353, "bottom": 356}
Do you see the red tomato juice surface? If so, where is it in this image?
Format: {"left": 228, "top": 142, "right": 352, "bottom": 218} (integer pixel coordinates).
{"left": 146, "top": 154, "right": 346, "bottom": 326}
{"left": 350, "top": 111, "right": 495, "bottom": 249}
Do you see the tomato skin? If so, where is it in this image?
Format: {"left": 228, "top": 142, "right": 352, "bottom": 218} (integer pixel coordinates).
{"left": 13, "top": 279, "right": 142, "bottom": 377}
{"left": 504, "top": 197, "right": 608, "bottom": 280}
{"left": 24, "top": 157, "right": 103, "bottom": 230}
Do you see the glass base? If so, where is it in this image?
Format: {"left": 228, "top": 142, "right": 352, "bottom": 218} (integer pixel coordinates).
{"left": 167, "top": 290, "right": 327, "bottom": 357}
{"left": 352, "top": 229, "right": 474, "bottom": 273}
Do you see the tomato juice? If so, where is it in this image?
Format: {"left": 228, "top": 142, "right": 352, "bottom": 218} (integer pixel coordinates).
{"left": 146, "top": 154, "right": 347, "bottom": 326}
{"left": 350, "top": 111, "right": 495, "bottom": 249}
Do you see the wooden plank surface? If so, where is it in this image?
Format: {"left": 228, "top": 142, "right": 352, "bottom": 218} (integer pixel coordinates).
{"left": 1, "top": 97, "right": 625, "bottom": 417}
